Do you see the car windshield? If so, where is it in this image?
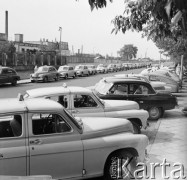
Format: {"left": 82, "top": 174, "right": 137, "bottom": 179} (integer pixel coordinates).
{"left": 37, "top": 67, "right": 48, "bottom": 72}
{"left": 94, "top": 80, "right": 113, "bottom": 95}
{"left": 92, "top": 92, "right": 105, "bottom": 106}
{"left": 63, "top": 109, "right": 82, "bottom": 131}
{"left": 59, "top": 67, "right": 68, "bottom": 71}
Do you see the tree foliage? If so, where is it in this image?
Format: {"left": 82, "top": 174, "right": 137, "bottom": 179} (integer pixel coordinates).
{"left": 0, "top": 41, "right": 16, "bottom": 56}
{"left": 118, "top": 44, "right": 138, "bottom": 60}
{"left": 88, "top": 0, "right": 187, "bottom": 59}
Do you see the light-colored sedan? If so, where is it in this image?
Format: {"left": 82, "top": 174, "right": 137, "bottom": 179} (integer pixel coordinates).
{"left": 58, "top": 65, "right": 77, "bottom": 79}
{"left": 145, "top": 72, "right": 179, "bottom": 93}
{"left": 0, "top": 97, "right": 148, "bottom": 179}
{"left": 96, "top": 64, "right": 108, "bottom": 73}
{"left": 24, "top": 86, "right": 149, "bottom": 134}
{"left": 74, "top": 65, "right": 89, "bottom": 76}
{"left": 87, "top": 64, "right": 97, "bottom": 75}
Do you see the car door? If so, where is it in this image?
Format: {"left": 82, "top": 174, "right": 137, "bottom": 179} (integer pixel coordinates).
{"left": 127, "top": 83, "right": 156, "bottom": 110}
{"left": 28, "top": 112, "right": 83, "bottom": 179}
{"left": 0, "top": 113, "right": 27, "bottom": 176}
{"left": 70, "top": 93, "right": 105, "bottom": 117}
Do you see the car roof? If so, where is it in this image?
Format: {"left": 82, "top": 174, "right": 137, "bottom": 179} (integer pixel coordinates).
{"left": 26, "top": 86, "right": 92, "bottom": 97}
{"left": 0, "top": 98, "right": 63, "bottom": 114}
{"left": 103, "top": 76, "right": 148, "bottom": 84}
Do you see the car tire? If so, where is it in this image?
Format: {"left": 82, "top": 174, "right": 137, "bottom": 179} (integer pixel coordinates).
{"left": 132, "top": 123, "right": 141, "bottom": 134}
{"left": 11, "top": 79, "right": 17, "bottom": 86}
{"left": 55, "top": 75, "right": 59, "bottom": 81}
{"left": 148, "top": 106, "right": 161, "bottom": 120}
{"left": 73, "top": 73, "right": 76, "bottom": 78}
{"left": 65, "top": 74, "right": 68, "bottom": 79}
{"left": 43, "top": 76, "right": 48, "bottom": 83}
{"left": 31, "top": 80, "right": 35, "bottom": 83}
{"left": 104, "top": 151, "right": 136, "bottom": 180}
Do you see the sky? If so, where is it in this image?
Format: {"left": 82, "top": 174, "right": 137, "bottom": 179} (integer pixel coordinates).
{"left": 0, "top": 0, "right": 161, "bottom": 60}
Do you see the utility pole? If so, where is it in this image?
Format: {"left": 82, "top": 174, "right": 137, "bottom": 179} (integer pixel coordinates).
{"left": 59, "top": 27, "right": 62, "bottom": 64}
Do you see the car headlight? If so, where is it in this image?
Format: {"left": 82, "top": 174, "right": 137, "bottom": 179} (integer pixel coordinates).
{"left": 38, "top": 74, "right": 44, "bottom": 77}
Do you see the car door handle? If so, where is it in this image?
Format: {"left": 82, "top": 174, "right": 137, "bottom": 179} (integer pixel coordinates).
{"left": 30, "top": 139, "right": 43, "bottom": 145}
{"left": 72, "top": 110, "right": 79, "bottom": 113}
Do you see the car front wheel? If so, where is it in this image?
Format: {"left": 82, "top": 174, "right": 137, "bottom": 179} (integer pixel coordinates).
{"left": 43, "top": 76, "right": 48, "bottom": 83}
{"left": 11, "top": 79, "right": 17, "bottom": 86}
{"left": 148, "top": 107, "right": 162, "bottom": 120}
{"left": 104, "top": 151, "right": 136, "bottom": 180}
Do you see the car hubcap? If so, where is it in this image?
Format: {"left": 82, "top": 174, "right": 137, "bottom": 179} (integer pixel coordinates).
{"left": 109, "top": 156, "right": 131, "bottom": 179}
{"left": 150, "top": 107, "right": 159, "bottom": 118}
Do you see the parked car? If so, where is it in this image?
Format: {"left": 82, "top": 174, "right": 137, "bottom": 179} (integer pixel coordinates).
{"left": 30, "top": 65, "right": 60, "bottom": 83}
{"left": 154, "top": 69, "right": 181, "bottom": 86}
{"left": 115, "top": 74, "right": 172, "bottom": 92}
{"left": 58, "top": 65, "right": 76, "bottom": 79}
{"left": 92, "top": 77, "right": 178, "bottom": 120}
{"left": 87, "top": 64, "right": 97, "bottom": 75}
{"left": 96, "top": 64, "right": 108, "bottom": 73}
{"left": 0, "top": 97, "right": 148, "bottom": 179}
{"left": 24, "top": 86, "right": 149, "bottom": 133}
{"left": 0, "top": 66, "right": 20, "bottom": 86}
{"left": 144, "top": 72, "right": 180, "bottom": 93}
{"left": 74, "top": 65, "right": 89, "bottom": 76}
{"left": 107, "top": 64, "right": 115, "bottom": 72}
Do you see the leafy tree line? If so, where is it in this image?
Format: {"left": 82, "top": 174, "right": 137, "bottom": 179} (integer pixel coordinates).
{"left": 88, "top": 0, "right": 187, "bottom": 63}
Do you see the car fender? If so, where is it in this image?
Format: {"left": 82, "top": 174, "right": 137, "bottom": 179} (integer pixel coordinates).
{"left": 82, "top": 133, "right": 148, "bottom": 177}
{"left": 104, "top": 109, "right": 148, "bottom": 129}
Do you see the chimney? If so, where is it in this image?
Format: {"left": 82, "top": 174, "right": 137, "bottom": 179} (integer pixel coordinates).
{"left": 5, "top": 11, "right": 8, "bottom": 41}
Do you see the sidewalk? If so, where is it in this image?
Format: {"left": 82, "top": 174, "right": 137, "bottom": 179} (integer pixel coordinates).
{"left": 146, "top": 80, "right": 187, "bottom": 180}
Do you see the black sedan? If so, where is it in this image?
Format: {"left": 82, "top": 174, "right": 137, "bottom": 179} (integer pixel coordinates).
{"left": 0, "top": 66, "right": 20, "bottom": 86}
{"left": 93, "top": 77, "right": 178, "bottom": 120}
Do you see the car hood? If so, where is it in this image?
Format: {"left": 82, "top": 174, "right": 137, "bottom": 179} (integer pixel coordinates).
{"left": 80, "top": 117, "right": 133, "bottom": 139}
{"left": 103, "top": 100, "right": 139, "bottom": 111}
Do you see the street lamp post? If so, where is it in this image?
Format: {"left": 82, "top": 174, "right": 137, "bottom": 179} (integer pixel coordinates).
{"left": 59, "top": 27, "right": 62, "bottom": 65}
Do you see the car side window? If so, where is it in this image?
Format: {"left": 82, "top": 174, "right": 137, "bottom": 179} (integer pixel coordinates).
{"left": 73, "top": 94, "right": 98, "bottom": 108}
{"left": 110, "top": 84, "right": 128, "bottom": 95}
{"left": 132, "top": 84, "right": 149, "bottom": 95}
{"left": 47, "top": 96, "right": 68, "bottom": 108}
{"left": 32, "top": 113, "right": 71, "bottom": 135}
{"left": 2, "top": 69, "right": 8, "bottom": 74}
{"left": 0, "top": 114, "right": 22, "bottom": 138}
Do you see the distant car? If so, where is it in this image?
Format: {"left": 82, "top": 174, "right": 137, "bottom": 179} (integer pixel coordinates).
{"left": 0, "top": 97, "right": 149, "bottom": 179}
{"left": 30, "top": 65, "right": 60, "bottom": 83}
{"left": 74, "top": 65, "right": 89, "bottom": 76}
{"left": 93, "top": 77, "right": 178, "bottom": 120}
{"left": 87, "top": 64, "right": 97, "bottom": 75}
{"left": 24, "top": 85, "right": 149, "bottom": 133}
{"left": 96, "top": 64, "right": 108, "bottom": 73}
{"left": 0, "top": 66, "right": 20, "bottom": 86}
{"left": 107, "top": 64, "right": 115, "bottom": 72}
{"left": 154, "top": 69, "right": 181, "bottom": 86}
{"left": 58, "top": 65, "right": 76, "bottom": 79}
{"left": 144, "top": 72, "right": 180, "bottom": 93}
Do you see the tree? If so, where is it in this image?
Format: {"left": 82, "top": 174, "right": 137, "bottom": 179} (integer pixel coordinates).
{"left": 88, "top": 0, "right": 187, "bottom": 64}
{"left": 118, "top": 44, "right": 138, "bottom": 60}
